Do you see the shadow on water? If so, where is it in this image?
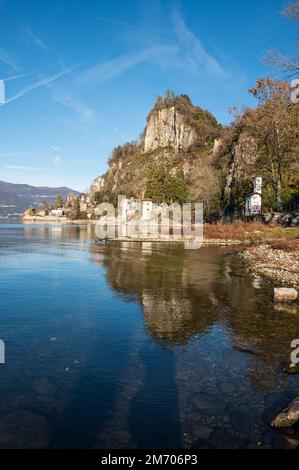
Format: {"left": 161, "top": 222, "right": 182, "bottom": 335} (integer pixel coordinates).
{"left": 128, "top": 344, "right": 181, "bottom": 449}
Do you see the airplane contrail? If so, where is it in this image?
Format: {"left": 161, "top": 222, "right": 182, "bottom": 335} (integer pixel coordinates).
{"left": 3, "top": 64, "right": 79, "bottom": 104}
{"left": 3, "top": 62, "right": 62, "bottom": 82}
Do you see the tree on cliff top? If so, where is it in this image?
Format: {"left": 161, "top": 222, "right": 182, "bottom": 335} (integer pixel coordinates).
{"left": 148, "top": 92, "right": 222, "bottom": 146}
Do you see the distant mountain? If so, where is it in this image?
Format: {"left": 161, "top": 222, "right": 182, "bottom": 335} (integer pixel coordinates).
{"left": 0, "top": 180, "right": 80, "bottom": 219}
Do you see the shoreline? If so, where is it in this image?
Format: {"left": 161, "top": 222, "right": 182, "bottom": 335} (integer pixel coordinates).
{"left": 22, "top": 216, "right": 91, "bottom": 225}
{"left": 22, "top": 217, "right": 255, "bottom": 246}
{"left": 100, "top": 237, "right": 251, "bottom": 246}
{"left": 21, "top": 217, "right": 299, "bottom": 289}
{"left": 240, "top": 244, "right": 299, "bottom": 290}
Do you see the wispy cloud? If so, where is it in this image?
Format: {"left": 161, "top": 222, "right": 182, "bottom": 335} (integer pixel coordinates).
{"left": 4, "top": 165, "right": 43, "bottom": 172}
{"left": 172, "top": 10, "right": 224, "bottom": 76}
{"left": 51, "top": 88, "right": 95, "bottom": 123}
{"left": 77, "top": 46, "right": 178, "bottom": 89}
{"left": 24, "top": 26, "right": 48, "bottom": 51}
{"left": 0, "top": 47, "right": 18, "bottom": 71}
{"left": 51, "top": 145, "right": 61, "bottom": 152}
{"left": 23, "top": 23, "right": 66, "bottom": 72}
{"left": 4, "top": 62, "right": 61, "bottom": 82}
{"left": 4, "top": 64, "right": 78, "bottom": 104}
{"left": 96, "top": 10, "right": 225, "bottom": 78}
{"left": 0, "top": 152, "right": 28, "bottom": 158}
{"left": 3, "top": 9, "right": 225, "bottom": 122}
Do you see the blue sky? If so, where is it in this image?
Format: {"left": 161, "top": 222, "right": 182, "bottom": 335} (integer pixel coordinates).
{"left": 0, "top": 0, "right": 297, "bottom": 191}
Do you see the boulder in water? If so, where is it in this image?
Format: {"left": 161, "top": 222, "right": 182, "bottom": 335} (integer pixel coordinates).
{"left": 271, "top": 397, "right": 299, "bottom": 430}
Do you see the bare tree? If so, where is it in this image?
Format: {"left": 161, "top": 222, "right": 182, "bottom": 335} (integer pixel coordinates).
{"left": 263, "top": 1, "right": 299, "bottom": 77}
{"left": 284, "top": 1, "right": 299, "bottom": 19}
{"left": 245, "top": 78, "right": 299, "bottom": 210}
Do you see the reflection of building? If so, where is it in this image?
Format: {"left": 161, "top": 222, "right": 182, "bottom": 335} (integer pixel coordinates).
{"left": 245, "top": 177, "right": 262, "bottom": 216}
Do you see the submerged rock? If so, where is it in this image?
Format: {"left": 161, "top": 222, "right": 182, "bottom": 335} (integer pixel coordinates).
{"left": 274, "top": 288, "right": 298, "bottom": 303}
{"left": 0, "top": 410, "right": 52, "bottom": 448}
{"left": 271, "top": 397, "right": 299, "bottom": 430}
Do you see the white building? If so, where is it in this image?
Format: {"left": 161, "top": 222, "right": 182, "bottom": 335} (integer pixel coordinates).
{"left": 119, "top": 196, "right": 140, "bottom": 220}
{"left": 50, "top": 209, "right": 64, "bottom": 218}
{"left": 142, "top": 200, "right": 153, "bottom": 221}
{"left": 245, "top": 177, "right": 262, "bottom": 216}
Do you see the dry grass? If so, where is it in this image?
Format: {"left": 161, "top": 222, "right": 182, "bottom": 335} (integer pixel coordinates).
{"left": 204, "top": 221, "right": 267, "bottom": 240}
{"left": 258, "top": 227, "right": 299, "bottom": 240}
{"left": 204, "top": 221, "right": 299, "bottom": 243}
{"left": 265, "top": 239, "right": 299, "bottom": 253}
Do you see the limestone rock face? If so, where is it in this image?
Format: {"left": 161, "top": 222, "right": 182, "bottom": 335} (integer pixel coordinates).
{"left": 90, "top": 176, "right": 105, "bottom": 194}
{"left": 143, "top": 107, "right": 197, "bottom": 154}
{"left": 220, "top": 133, "right": 260, "bottom": 217}
{"left": 89, "top": 95, "right": 221, "bottom": 203}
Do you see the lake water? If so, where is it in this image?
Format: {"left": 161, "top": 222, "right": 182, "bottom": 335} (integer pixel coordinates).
{"left": 0, "top": 224, "right": 298, "bottom": 449}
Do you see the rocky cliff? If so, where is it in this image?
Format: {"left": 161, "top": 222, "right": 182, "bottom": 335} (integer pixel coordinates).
{"left": 143, "top": 106, "right": 197, "bottom": 153}
{"left": 90, "top": 85, "right": 299, "bottom": 219}
{"left": 90, "top": 93, "right": 222, "bottom": 215}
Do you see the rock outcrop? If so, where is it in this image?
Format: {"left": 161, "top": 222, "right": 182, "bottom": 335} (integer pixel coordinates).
{"left": 240, "top": 245, "right": 299, "bottom": 290}
{"left": 90, "top": 176, "right": 105, "bottom": 195}
{"left": 271, "top": 397, "right": 299, "bottom": 430}
{"left": 143, "top": 106, "right": 197, "bottom": 154}
{"left": 90, "top": 94, "right": 222, "bottom": 211}
{"left": 217, "top": 133, "right": 260, "bottom": 218}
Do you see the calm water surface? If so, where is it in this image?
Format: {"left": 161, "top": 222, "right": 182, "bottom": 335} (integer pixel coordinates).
{"left": 0, "top": 224, "right": 298, "bottom": 449}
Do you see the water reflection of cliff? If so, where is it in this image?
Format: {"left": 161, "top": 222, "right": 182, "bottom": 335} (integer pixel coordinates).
{"left": 90, "top": 242, "right": 231, "bottom": 343}
{"left": 91, "top": 241, "right": 299, "bottom": 382}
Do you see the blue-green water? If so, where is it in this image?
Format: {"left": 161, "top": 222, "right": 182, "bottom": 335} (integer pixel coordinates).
{"left": 0, "top": 224, "right": 298, "bottom": 449}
